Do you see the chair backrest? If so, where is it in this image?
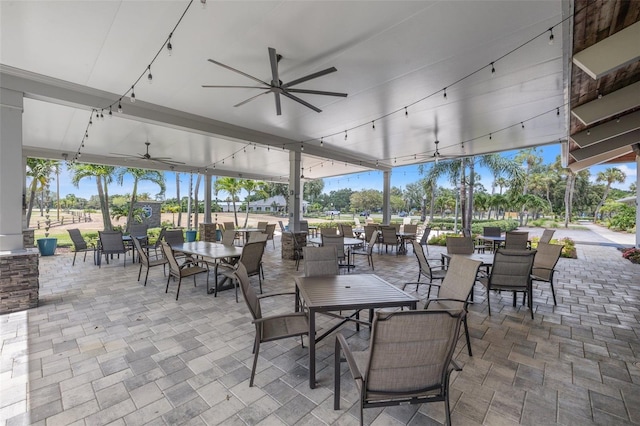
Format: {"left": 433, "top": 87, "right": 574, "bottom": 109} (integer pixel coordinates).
{"left": 153, "top": 227, "right": 167, "bottom": 248}
{"left": 446, "top": 236, "right": 473, "bottom": 254}
{"left": 239, "top": 241, "right": 265, "bottom": 275}
{"left": 129, "top": 223, "right": 148, "bottom": 238}
{"left": 248, "top": 232, "right": 268, "bottom": 243}
{"left": 483, "top": 226, "right": 501, "bottom": 237}
{"left": 223, "top": 222, "right": 235, "bottom": 231}
{"left": 299, "top": 220, "right": 309, "bottom": 233}
{"left": 505, "top": 231, "right": 529, "bottom": 250}
{"left": 366, "top": 231, "right": 379, "bottom": 255}
{"left": 234, "top": 263, "right": 261, "bottom": 321}
{"left": 488, "top": 248, "right": 537, "bottom": 289}
{"left": 68, "top": 228, "right": 87, "bottom": 250}
{"left": 256, "top": 221, "right": 268, "bottom": 231}
{"left": 354, "top": 217, "right": 362, "bottom": 227}
{"left": 419, "top": 227, "right": 431, "bottom": 245}
{"left": 303, "top": 246, "right": 339, "bottom": 276}
{"left": 364, "top": 309, "right": 464, "bottom": 396}
{"left": 436, "top": 256, "right": 482, "bottom": 305}
{"left": 164, "top": 229, "right": 184, "bottom": 245}
{"left": 412, "top": 240, "right": 432, "bottom": 271}
{"left": 380, "top": 226, "right": 398, "bottom": 243}
{"left": 320, "top": 226, "right": 337, "bottom": 236}
{"left": 131, "top": 236, "right": 149, "bottom": 266}
{"left": 403, "top": 224, "right": 418, "bottom": 234}
{"left": 532, "top": 242, "right": 563, "bottom": 281}
{"left": 402, "top": 217, "right": 412, "bottom": 225}
{"left": 160, "top": 241, "right": 181, "bottom": 277}
{"left": 340, "top": 224, "right": 353, "bottom": 237}
{"left": 221, "top": 229, "right": 236, "bottom": 246}
{"left": 99, "top": 231, "right": 125, "bottom": 253}
{"left": 265, "top": 224, "right": 276, "bottom": 241}
{"left": 321, "top": 234, "right": 345, "bottom": 258}
{"left": 539, "top": 229, "right": 555, "bottom": 244}
{"left": 364, "top": 225, "right": 378, "bottom": 242}
{"left": 391, "top": 223, "right": 401, "bottom": 232}
{"left": 461, "top": 228, "right": 471, "bottom": 238}
{"left": 278, "top": 220, "right": 286, "bottom": 232}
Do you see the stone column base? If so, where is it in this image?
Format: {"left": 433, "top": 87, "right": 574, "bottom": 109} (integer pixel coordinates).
{"left": 0, "top": 249, "right": 39, "bottom": 314}
{"left": 281, "top": 232, "right": 306, "bottom": 260}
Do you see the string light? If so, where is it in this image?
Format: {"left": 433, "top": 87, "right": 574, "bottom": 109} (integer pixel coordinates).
{"left": 344, "top": 130, "right": 347, "bottom": 140}
{"left": 300, "top": 142, "right": 304, "bottom": 151}
{"left": 521, "top": 122, "right": 525, "bottom": 129}
{"left": 200, "top": 0, "right": 206, "bottom": 8}
{"left": 548, "top": 28, "right": 554, "bottom": 45}
{"left": 167, "top": 33, "right": 173, "bottom": 55}
{"left": 85, "top": 131, "right": 88, "bottom": 139}
{"left": 372, "top": 121, "right": 375, "bottom": 130}
{"left": 489, "top": 133, "right": 492, "bottom": 140}
{"left": 443, "top": 88, "right": 447, "bottom": 99}
{"left": 109, "top": 106, "right": 112, "bottom": 117}
{"left": 130, "top": 86, "right": 136, "bottom": 102}
{"left": 300, "top": 167, "right": 305, "bottom": 179}
{"left": 557, "top": 107, "right": 560, "bottom": 116}
{"left": 405, "top": 107, "right": 408, "bottom": 116}
{"left": 100, "top": 110, "right": 104, "bottom": 120}
{"left": 118, "top": 99, "right": 123, "bottom": 113}
{"left": 320, "top": 137, "right": 323, "bottom": 147}
{"left": 491, "top": 62, "right": 495, "bottom": 75}
{"left": 147, "top": 66, "right": 153, "bottom": 83}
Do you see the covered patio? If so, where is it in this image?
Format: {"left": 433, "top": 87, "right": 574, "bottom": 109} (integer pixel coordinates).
{"left": 2, "top": 228, "right": 640, "bottom": 425}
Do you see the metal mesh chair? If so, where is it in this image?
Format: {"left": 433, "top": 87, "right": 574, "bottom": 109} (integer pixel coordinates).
{"left": 98, "top": 231, "right": 128, "bottom": 267}
{"left": 446, "top": 236, "right": 474, "bottom": 255}
{"left": 405, "top": 240, "right": 446, "bottom": 293}
{"left": 379, "top": 226, "right": 399, "bottom": 254}
{"left": 68, "top": 228, "right": 96, "bottom": 266}
{"left": 350, "top": 231, "right": 379, "bottom": 270}
{"left": 539, "top": 229, "right": 555, "bottom": 244}
{"left": 505, "top": 231, "right": 529, "bottom": 250}
{"left": 233, "top": 263, "right": 308, "bottom": 387}
{"left": 531, "top": 242, "right": 563, "bottom": 305}
{"left": 131, "top": 236, "right": 167, "bottom": 286}
{"left": 303, "top": 246, "right": 339, "bottom": 277}
{"left": 321, "top": 234, "right": 347, "bottom": 268}
{"left": 160, "top": 241, "right": 209, "bottom": 300}
{"left": 219, "top": 241, "right": 266, "bottom": 301}
{"left": 265, "top": 223, "right": 276, "bottom": 248}
{"left": 334, "top": 309, "right": 465, "bottom": 426}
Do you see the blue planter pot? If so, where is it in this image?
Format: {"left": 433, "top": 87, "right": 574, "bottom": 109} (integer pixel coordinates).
{"left": 216, "top": 229, "right": 223, "bottom": 241}
{"left": 37, "top": 238, "right": 58, "bottom": 256}
{"left": 185, "top": 230, "right": 197, "bottom": 242}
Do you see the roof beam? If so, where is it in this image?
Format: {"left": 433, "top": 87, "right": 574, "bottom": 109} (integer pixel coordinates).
{"left": 570, "top": 129, "right": 640, "bottom": 161}
{"left": 568, "top": 146, "right": 633, "bottom": 172}
{"left": 572, "top": 21, "right": 640, "bottom": 79}
{"left": 571, "top": 109, "right": 640, "bottom": 148}
{"left": 571, "top": 81, "right": 640, "bottom": 126}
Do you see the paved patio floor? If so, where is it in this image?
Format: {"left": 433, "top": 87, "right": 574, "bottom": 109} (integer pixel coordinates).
{"left": 2, "top": 227, "right": 640, "bottom": 425}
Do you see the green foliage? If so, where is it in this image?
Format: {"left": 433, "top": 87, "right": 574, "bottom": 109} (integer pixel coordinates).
{"left": 606, "top": 204, "right": 636, "bottom": 232}
{"left": 622, "top": 248, "right": 640, "bottom": 264}
{"left": 427, "top": 233, "right": 448, "bottom": 246}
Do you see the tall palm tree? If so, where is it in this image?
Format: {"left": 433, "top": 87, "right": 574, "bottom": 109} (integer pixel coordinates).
{"left": 240, "top": 179, "right": 268, "bottom": 227}
{"left": 193, "top": 173, "right": 202, "bottom": 229}
{"left": 175, "top": 172, "right": 182, "bottom": 227}
{"left": 116, "top": 168, "right": 165, "bottom": 231}
{"left": 25, "top": 158, "right": 56, "bottom": 226}
{"left": 594, "top": 167, "right": 626, "bottom": 221}
{"left": 69, "top": 163, "right": 116, "bottom": 230}
{"left": 215, "top": 177, "right": 243, "bottom": 226}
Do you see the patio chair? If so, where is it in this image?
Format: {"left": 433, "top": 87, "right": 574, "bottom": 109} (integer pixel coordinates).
{"left": 233, "top": 263, "right": 308, "bottom": 387}
{"left": 221, "top": 229, "right": 236, "bottom": 246}
{"left": 160, "top": 241, "right": 209, "bottom": 300}
{"left": 98, "top": 230, "right": 128, "bottom": 267}
{"left": 278, "top": 220, "right": 286, "bottom": 233}
{"left": 291, "top": 231, "right": 305, "bottom": 271}
{"left": 419, "top": 226, "right": 431, "bottom": 254}
{"left": 478, "top": 226, "right": 501, "bottom": 252}
{"left": 379, "top": 226, "right": 399, "bottom": 254}
{"left": 132, "top": 236, "right": 167, "bottom": 286}
{"left": 403, "top": 224, "right": 418, "bottom": 251}
{"left": 219, "top": 241, "right": 266, "bottom": 301}
{"left": 300, "top": 220, "right": 309, "bottom": 234}
{"left": 339, "top": 224, "right": 354, "bottom": 238}
{"left": 405, "top": 240, "right": 446, "bottom": 293}
{"left": 265, "top": 223, "right": 276, "bottom": 248}
{"left": 531, "top": 242, "right": 563, "bottom": 305}
{"left": 505, "top": 231, "right": 529, "bottom": 250}
{"left": 350, "top": 231, "right": 379, "bottom": 270}
{"left": 363, "top": 225, "right": 378, "bottom": 249}
{"left": 68, "top": 228, "right": 95, "bottom": 266}
{"left": 128, "top": 223, "right": 149, "bottom": 262}
{"left": 478, "top": 248, "right": 537, "bottom": 319}
{"left": 147, "top": 227, "right": 166, "bottom": 259}
{"left": 256, "top": 221, "right": 268, "bottom": 231}
{"left": 320, "top": 226, "right": 337, "bottom": 236}
{"left": 303, "top": 246, "right": 339, "bottom": 277}
{"left": 539, "top": 229, "right": 555, "bottom": 244}
{"left": 404, "top": 256, "right": 482, "bottom": 356}
{"left": 247, "top": 231, "right": 268, "bottom": 244}
{"left": 321, "top": 234, "right": 348, "bottom": 269}
{"left": 224, "top": 221, "right": 241, "bottom": 244}
{"left": 446, "top": 236, "right": 474, "bottom": 255}
{"left": 163, "top": 229, "right": 184, "bottom": 245}
{"left": 354, "top": 217, "right": 362, "bottom": 228}
{"left": 334, "top": 309, "right": 465, "bottom": 426}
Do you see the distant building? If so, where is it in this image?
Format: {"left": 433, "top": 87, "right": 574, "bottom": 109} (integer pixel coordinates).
{"left": 216, "top": 196, "right": 309, "bottom": 214}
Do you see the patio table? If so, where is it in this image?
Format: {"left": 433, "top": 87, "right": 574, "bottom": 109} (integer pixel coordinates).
{"left": 294, "top": 274, "right": 417, "bottom": 388}
{"left": 172, "top": 241, "right": 242, "bottom": 294}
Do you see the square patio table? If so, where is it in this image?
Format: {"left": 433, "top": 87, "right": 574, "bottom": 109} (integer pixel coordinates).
{"left": 172, "top": 242, "right": 242, "bottom": 294}
{"left": 294, "top": 274, "right": 418, "bottom": 388}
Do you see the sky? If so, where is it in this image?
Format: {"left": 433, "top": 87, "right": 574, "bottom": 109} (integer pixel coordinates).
{"left": 52, "top": 143, "right": 637, "bottom": 201}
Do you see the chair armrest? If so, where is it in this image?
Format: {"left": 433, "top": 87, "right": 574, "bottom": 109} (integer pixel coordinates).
{"left": 403, "top": 282, "right": 441, "bottom": 291}
{"left": 425, "top": 297, "right": 471, "bottom": 308}
{"left": 256, "top": 291, "right": 297, "bottom": 300}
{"left": 335, "top": 333, "right": 362, "bottom": 381}
{"left": 251, "top": 312, "right": 307, "bottom": 324}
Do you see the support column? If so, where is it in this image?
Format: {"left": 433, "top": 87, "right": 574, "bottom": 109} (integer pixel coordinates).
{"left": 204, "top": 173, "right": 212, "bottom": 224}
{"left": 636, "top": 154, "right": 639, "bottom": 249}
{"left": 382, "top": 170, "right": 391, "bottom": 225}
{"left": 288, "top": 150, "right": 301, "bottom": 232}
{"left": 0, "top": 88, "right": 25, "bottom": 252}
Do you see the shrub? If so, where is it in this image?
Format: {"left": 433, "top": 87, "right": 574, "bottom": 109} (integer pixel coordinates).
{"left": 622, "top": 247, "right": 640, "bottom": 264}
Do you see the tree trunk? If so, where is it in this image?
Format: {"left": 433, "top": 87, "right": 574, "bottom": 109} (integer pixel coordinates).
{"left": 459, "top": 161, "right": 467, "bottom": 230}
{"left": 194, "top": 174, "right": 201, "bottom": 228}
{"left": 26, "top": 179, "right": 38, "bottom": 226}
{"left": 126, "top": 177, "right": 139, "bottom": 232}
{"left": 176, "top": 173, "right": 182, "bottom": 227}
{"left": 593, "top": 185, "right": 610, "bottom": 222}
{"left": 243, "top": 192, "right": 251, "bottom": 228}
{"left": 96, "top": 176, "right": 110, "bottom": 230}
{"left": 429, "top": 180, "right": 435, "bottom": 222}
{"left": 564, "top": 173, "right": 575, "bottom": 228}
{"left": 466, "top": 160, "right": 475, "bottom": 230}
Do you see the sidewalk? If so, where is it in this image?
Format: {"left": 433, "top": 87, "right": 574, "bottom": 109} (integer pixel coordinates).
{"left": 577, "top": 221, "right": 637, "bottom": 248}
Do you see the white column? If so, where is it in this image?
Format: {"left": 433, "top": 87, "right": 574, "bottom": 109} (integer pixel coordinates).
{"left": 0, "top": 88, "right": 25, "bottom": 252}
{"left": 636, "top": 154, "right": 639, "bottom": 249}
{"left": 288, "top": 150, "right": 301, "bottom": 232}
{"left": 204, "top": 173, "right": 211, "bottom": 223}
{"left": 382, "top": 170, "right": 391, "bottom": 225}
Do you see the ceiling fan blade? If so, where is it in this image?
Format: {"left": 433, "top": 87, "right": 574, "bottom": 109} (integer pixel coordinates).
{"left": 274, "top": 92, "right": 282, "bottom": 116}
{"left": 286, "top": 88, "right": 347, "bottom": 97}
{"left": 207, "top": 59, "right": 270, "bottom": 86}
{"left": 282, "top": 67, "right": 337, "bottom": 88}
{"left": 234, "top": 90, "right": 272, "bottom": 107}
{"left": 154, "top": 159, "right": 186, "bottom": 165}
{"left": 281, "top": 91, "right": 322, "bottom": 113}
{"left": 268, "top": 47, "right": 280, "bottom": 88}
{"left": 202, "top": 85, "right": 267, "bottom": 89}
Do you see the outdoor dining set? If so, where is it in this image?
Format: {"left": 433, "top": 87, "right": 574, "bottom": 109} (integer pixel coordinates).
{"left": 66, "top": 221, "right": 564, "bottom": 424}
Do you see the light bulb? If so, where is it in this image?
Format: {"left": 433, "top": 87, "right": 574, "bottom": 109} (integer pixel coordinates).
{"left": 118, "top": 100, "right": 122, "bottom": 113}
{"left": 147, "top": 66, "right": 153, "bottom": 83}
{"left": 548, "top": 29, "right": 554, "bottom": 45}
{"left": 167, "top": 40, "right": 172, "bottom": 56}
{"left": 130, "top": 86, "right": 135, "bottom": 103}
{"left": 109, "top": 106, "right": 113, "bottom": 117}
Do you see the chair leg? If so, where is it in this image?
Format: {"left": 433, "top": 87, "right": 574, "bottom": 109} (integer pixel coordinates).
{"left": 165, "top": 275, "right": 171, "bottom": 293}
{"left": 72, "top": 252, "right": 78, "bottom": 266}
{"left": 144, "top": 267, "right": 150, "bottom": 286}
{"left": 83, "top": 251, "right": 88, "bottom": 263}
{"left": 463, "top": 315, "right": 472, "bottom": 356}
{"left": 137, "top": 264, "right": 143, "bottom": 282}
{"left": 250, "top": 333, "right": 260, "bottom": 387}
{"left": 487, "top": 288, "right": 492, "bottom": 316}
{"left": 175, "top": 277, "right": 182, "bottom": 300}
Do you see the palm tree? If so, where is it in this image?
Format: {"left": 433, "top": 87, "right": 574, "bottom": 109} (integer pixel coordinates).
{"left": 193, "top": 174, "right": 202, "bottom": 229}
{"left": 25, "top": 158, "right": 56, "bottom": 226}
{"left": 175, "top": 172, "right": 182, "bottom": 227}
{"left": 116, "top": 168, "right": 165, "bottom": 232}
{"left": 240, "top": 179, "right": 268, "bottom": 227}
{"left": 215, "top": 177, "right": 243, "bottom": 226}
{"left": 69, "top": 163, "right": 116, "bottom": 230}
{"left": 594, "top": 167, "right": 626, "bottom": 221}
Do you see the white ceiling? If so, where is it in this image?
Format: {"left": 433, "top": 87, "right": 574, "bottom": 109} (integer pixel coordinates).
{"left": 0, "top": 0, "right": 569, "bottom": 182}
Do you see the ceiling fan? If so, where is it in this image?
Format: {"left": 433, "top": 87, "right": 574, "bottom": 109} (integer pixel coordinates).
{"left": 111, "top": 142, "right": 185, "bottom": 166}
{"left": 202, "top": 47, "right": 348, "bottom": 115}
